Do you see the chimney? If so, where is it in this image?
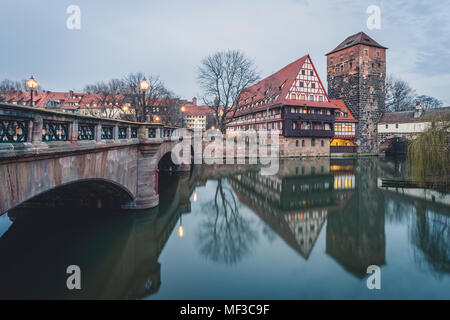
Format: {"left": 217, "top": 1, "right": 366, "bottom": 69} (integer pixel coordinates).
{"left": 192, "top": 97, "right": 197, "bottom": 106}
{"left": 414, "top": 102, "right": 423, "bottom": 118}
{"left": 69, "top": 90, "right": 74, "bottom": 98}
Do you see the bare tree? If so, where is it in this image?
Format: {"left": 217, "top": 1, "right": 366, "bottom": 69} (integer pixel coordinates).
{"left": 122, "top": 73, "right": 169, "bottom": 122}
{"left": 83, "top": 79, "right": 125, "bottom": 119}
{"left": 157, "top": 91, "right": 183, "bottom": 126}
{"left": 197, "top": 50, "right": 259, "bottom": 132}
{"left": 385, "top": 75, "right": 416, "bottom": 112}
{"left": 414, "top": 95, "right": 443, "bottom": 109}
{"left": 0, "top": 79, "right": 44, "bottom": 92}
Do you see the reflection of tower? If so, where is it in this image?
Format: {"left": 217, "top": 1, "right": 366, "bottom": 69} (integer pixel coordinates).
{"left": 326, "top": 159, "right": 386, "bottom": 277}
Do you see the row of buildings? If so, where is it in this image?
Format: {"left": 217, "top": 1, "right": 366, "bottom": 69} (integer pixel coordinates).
{"left": 226, "top": 31, "right": 449, "bottom": 157}
{"left": 2, "top": 31, "right": 448, "bottom": 155}
{"left": 0, "top": 89, "right": 216, "bottom": 130}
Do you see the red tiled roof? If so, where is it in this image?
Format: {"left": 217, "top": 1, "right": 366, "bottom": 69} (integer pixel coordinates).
{"left": 182, "top": 104, "right": 219, "bottom": 116}
{"left": 229, "top": 54, "right": 339, "bottom": 118}
{"left": 330, "top": 99, "right": 358, "bottom": 123}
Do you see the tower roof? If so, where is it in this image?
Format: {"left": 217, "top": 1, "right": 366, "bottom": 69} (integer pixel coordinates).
{"left": 326, "top": 31, "right": 387, "bottom": 55}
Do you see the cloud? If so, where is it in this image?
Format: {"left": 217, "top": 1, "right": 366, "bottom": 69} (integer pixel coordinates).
{"left": 0, "top": 0, "right": 449, "bottom": 105}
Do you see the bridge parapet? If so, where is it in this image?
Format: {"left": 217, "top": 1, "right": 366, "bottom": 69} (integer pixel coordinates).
{"left": 0, "top": 103, "right": 187, "bottom": 214}
{"left": 0, "top": 103, "right": 183, "bottom": 160}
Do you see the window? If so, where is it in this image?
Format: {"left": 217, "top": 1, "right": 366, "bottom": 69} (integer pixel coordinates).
{"left": 340, "top": 54, "right": 343, "bottom": 62}
{"left": 330, "top": 57, "right": 334, "bottom": 64}
{"left": 296, "top": 140, "right": 299, "bottom": 147}
{"left": 301, "top": 70, "right": 305, "bottom": 75}
{"left": 302, "top": 140, "right": 305, "bottom": 147}
{"left": 311, "top": 139, "right": 315, "bottom": 147}
{"left": 350, "top": 51, "right": 354, "bottom": 58}
{"left": 364, "top": 49, "right": 368, "bottom": 56}
{"left": 319, "top": 96, "right": 323, "bottom": 102}
{"left": 321, "top": 140, "right": 324, "bottom": 147}
{"left": 395, "top": 123, "right": 399, "bottom": 129}
{"left": 385, "top": 124, "right": 388, "bottom": 129}
{"left": 311, "top": 83, "right": 315, "bottom": 89}
{"left": 310, "top": 71, "right": 314, "bottom": 76}
{"left": 376, "top": 51, "right": 380, "bottom": 58}
{"left": 343, "top": 113, "right": 348, "bottom": 118}
{"left": 301, "top": 94, "right": 305, "bottom": 100}
{"left": 309, "top": 95, "right": 314, "bottom": 101}
{"left": 300, "top": 81, "right": 304, "bottom": 87}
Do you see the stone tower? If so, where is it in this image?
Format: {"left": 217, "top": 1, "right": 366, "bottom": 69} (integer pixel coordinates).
{"left": 326, "top": 32, "right": 387, "bottom": 153}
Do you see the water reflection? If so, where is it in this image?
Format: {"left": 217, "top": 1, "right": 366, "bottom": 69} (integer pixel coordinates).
{"left": 0, "top": 157, "right": 449, "bottom": 299}
{"left": 197, "top": 179, "right": 258, "bottom": 265}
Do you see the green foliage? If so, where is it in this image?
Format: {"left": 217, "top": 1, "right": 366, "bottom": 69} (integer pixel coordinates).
{"left": 407, "top": 115, "right": 450, "bottom": 186}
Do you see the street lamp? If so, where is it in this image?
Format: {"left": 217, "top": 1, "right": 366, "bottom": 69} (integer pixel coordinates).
{"left": 180, "top": 105, "right": 186, "bottom": 128}
{"left": 26, "top": 76, "right": 38, "bottom": 106}
{"left": 139, "top": 78, "right": 150, "bottom": 122}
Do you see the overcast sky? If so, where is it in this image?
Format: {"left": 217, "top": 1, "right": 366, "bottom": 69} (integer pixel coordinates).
{"left": 1, "top": 0, "right": 449, "bottom": 104}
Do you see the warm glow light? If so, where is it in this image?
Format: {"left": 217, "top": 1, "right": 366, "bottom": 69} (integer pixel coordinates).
{"left": 154, "top": 116, "right": 160, "bottom": 122}
{"left": 26, "top": 76, "right": 38, "bottom": 90}
{"left": 193, "top": 192, "right": 198, "bottom": 202}
{"left": 211, "top": 126, "right": 216, "bottom": 130}
{"left": 122, "top": 104, "right": 129, "bottom": 113}
{"left": 178, "top": 225, "right": 184, "bottom": 238}
{"left": 139, "top": 78, "right": 150, "bottom": 92}
{"left": 180, "top": 106, "right": 186, "bottom": 112}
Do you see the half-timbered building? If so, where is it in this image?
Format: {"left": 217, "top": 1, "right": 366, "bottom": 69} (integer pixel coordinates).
{"left": 226, "top": 54, "right": 339, "bottom": 157}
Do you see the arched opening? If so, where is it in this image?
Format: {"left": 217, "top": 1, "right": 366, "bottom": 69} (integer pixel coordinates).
{"left": 158, "top": 151, "right": 179, "bottom": 172}
{"left": 13, "top": 179, "right": 134, "bottom": 211}
{"left": 380, "top": 137, "right": 409, "bottom": 156}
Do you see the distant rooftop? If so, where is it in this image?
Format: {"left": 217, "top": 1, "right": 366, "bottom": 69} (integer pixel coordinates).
{"left": 378, "top": 107, "right": 450, "bottom": 124}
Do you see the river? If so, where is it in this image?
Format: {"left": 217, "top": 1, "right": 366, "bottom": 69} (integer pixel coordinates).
{"left": 0, "top": 157, "right": 449, "bottom": 299}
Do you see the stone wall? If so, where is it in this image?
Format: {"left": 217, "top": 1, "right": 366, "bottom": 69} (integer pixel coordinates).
{"left": 279, "top": 137, "right": 330, "bottom": 157}
{"left": 327, "top": 44, "right": 387, "bottom": 154}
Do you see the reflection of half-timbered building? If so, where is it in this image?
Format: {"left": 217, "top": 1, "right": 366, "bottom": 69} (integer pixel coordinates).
{"left": 227, "top": 55, "right": 339, "bottom": 157}
{"left": 228, "top": 159, "right": 355, "bottom": 259}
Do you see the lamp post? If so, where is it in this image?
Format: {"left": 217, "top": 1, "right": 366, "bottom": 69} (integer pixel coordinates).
{"left": 139, "top": 78, "right": 150, "bottom": 122}
{"left": 26, "top": 76, "right": 38, "bottom": 107}
{"left": 180, "top": 105, "right": 186, "bottom": 128}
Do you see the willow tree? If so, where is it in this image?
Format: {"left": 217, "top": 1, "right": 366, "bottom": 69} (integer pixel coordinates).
{"left": 407, "top": 114, "right": 450, "bottom": 185}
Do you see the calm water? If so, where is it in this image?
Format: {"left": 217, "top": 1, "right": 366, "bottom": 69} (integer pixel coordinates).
{"left": 0, "top": 158, "right": 449, "bottom": 299}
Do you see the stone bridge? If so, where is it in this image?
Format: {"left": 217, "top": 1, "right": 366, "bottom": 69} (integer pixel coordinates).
{"left": 0, "top": 103, "right": 192, "bottom": 215}
{"left": 377, "top": 132, "right": 413, "bottom": 153}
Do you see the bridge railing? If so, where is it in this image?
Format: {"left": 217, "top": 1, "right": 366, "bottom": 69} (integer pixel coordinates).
{"left": 0, "top": 103, "right": 185, "bottom": 157}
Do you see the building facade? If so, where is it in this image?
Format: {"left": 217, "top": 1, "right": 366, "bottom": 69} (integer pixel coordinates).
{"left": 227, "top": 54, "right": 338, "bottom": 157}
{"left": 330, "top": 99, "right": 358, "bottom": 154}
{"left": 326, "top": 32, "right": 387, "bottom": 154}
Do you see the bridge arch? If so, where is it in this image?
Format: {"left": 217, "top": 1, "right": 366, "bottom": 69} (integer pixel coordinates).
{"left": 379, "top": 136, "right": 409, "bottom": 155}
{"left": 13, "top": 178, "right": 135, "bottom": 211}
